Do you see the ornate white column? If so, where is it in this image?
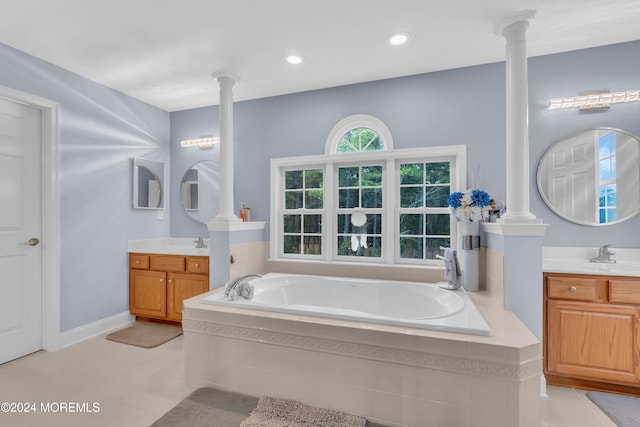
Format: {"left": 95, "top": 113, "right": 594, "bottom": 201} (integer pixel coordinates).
{"left": 212, "top": 74, "right": 241, "bottom": 223}
{"left": 500, "top": 11, "right": 540, "bottom": 224}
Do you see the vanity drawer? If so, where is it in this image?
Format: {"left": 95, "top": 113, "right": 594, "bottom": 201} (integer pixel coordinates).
{"left": 609, "top": 280, "right": 640, "bottom": 304}
{"left": 129, "top": 254, "right": 149, "bottom": 270}
{"left": 150, "top": 255, "right": 185, "bottom": 272}
{"left": 548, "top": 276, "right": 597, "bottom": 301}
{"left": 186, "top": 257, "right": 209, "bottom": 274}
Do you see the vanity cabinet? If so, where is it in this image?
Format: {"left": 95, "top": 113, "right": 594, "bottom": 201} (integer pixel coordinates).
{"left": 544, "top": 272, "right": 640, "bottom": 394}
{"left": 129, "top": 253, "right": 209, "bottom": 324}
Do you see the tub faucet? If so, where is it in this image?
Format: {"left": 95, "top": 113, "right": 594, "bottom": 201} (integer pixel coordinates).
{"left": 193, "top": 237, "right": 207, "bottom": 248}
{"left": 224, "top": 273, "right": 262, "bottom": 300}
{"left": 590, "top": 244, "right": 616, "bottom": 263}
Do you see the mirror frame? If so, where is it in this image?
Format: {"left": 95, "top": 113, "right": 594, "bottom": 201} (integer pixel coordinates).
{"left": 133, "top": 157, "right": 165, "bottom": 209}
{"left": 536, "top": 127, "right": 640, "bottom": 226}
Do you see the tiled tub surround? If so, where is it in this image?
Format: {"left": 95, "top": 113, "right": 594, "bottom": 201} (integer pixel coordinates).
{"left": 183, "top": 289, "right": 540, "bottom": 427}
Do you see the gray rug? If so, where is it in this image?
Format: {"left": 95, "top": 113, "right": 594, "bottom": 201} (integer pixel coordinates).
{"left": 587, "top": 391, "right": 640, "bottom": 427}
{"left": 105, "top": 322, "right": 182, "bottom": 348}
{"left": 152, "top": 387, "right": 391, "bottom": 427}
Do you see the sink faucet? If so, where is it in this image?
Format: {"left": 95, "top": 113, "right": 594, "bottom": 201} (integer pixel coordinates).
{"left": 193, "top": 237, "right": 207, "bottom": 248}
{"left": 224, "top": 274, "right": 262, "bottom": 300}
{"left": 590, "top": 244, "right": 616, "bottom": 263}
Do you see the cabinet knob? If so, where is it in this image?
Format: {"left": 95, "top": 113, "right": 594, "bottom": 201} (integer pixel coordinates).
{"left": 159, "top": 278, "right": 164, "bottom": 283}
{"left": 168, "top": 279, "right": 172, "bottom": 284}
{"left": 194, "top": 263, "right": 200, "bottom": 268}
{"left": 135, "top": 260, "right": 140, "bottom": 264}
{"left": 569, "top": 286, "right": 577, "bottom": 292}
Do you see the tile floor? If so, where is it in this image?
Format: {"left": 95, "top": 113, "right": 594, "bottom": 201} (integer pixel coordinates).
{"left": 0, "top": 332, "right": 618, "bottom": 427}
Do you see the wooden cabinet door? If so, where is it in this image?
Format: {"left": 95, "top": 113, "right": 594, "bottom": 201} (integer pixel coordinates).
{"left": 547, "top": 300, "right": 640, "bottom": 385}
{"left": 129, "top": 270, "right": 167, "bottom": 318}
{"left": 167, "top": 273, "right": 209, "bottom": 321}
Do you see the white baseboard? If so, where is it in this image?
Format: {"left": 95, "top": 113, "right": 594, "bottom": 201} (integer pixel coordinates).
{"left": 59, "top": 311, "right": 134, "bottom": 349}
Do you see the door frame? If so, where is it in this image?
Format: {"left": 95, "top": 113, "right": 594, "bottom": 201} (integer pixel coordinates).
{"left": 0, "top": 84, "right": 61, "bottom": 352}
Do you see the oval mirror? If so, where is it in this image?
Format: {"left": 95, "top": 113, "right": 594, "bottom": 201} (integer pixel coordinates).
{"left": 180, "top": 160, "right": 219, "bottom": 224}
{"left": 537, "top": 127, "right": 640, "bottom": 226}
{"left": 133, "top": 157, "right": 164, "bottom": 209}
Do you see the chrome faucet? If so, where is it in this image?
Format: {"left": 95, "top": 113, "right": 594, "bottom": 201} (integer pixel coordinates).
{"left": 193, "top": 237, "right": 207, "bottom": 248}
{"left": 224, "top": 273, "right": 262, "bottom": 299}
{"left": 590, "top": 244, "right": 616, "bottom": 263}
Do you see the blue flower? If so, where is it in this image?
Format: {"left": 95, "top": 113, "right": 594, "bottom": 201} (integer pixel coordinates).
{"left": 447, "top": 192, "right": 464, "bottom": 209}
{"left": 470, "top": 190, "right": 491, "bottom": 207}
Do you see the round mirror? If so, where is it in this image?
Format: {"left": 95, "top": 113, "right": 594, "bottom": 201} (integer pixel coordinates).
{"left": 180, "top": 160, "right": 219, "bottom": 224}
{"left": 537, "top": 127, "right": 640, "bottom": 226}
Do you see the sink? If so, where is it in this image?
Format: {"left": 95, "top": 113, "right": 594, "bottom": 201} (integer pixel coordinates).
{"left": 544, "top": 259, "right": 640, "bottom": 277}
{"left": 128, "top": 238, "right": 209, "bottom": 256}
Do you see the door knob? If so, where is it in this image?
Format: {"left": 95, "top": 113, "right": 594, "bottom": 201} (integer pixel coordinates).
{"left": 24, "top": 238, "right": 40, "bottom": 246}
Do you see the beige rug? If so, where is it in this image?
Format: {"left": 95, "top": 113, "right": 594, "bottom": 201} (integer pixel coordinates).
{"left": 105, "top": 322, "right": 182, "bottom": 348}
{"left": 241, "top": 396, "right": 366, "bottom": 427}
{"left": 153, "top": 388, "right": 387, "bottom": 427}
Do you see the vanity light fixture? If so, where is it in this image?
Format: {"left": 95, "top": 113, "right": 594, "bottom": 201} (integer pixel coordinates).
{"left": 387, "top": 32, "right": 411, "bottom": 46}
{"left": 548, "top": 90, "right": 640, "bottom": 110}
{"left": 180, "top": 136, "right": 220, "bottom": 149}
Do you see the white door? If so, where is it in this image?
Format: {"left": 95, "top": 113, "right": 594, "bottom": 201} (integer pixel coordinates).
{"left": 0, "top": 97, "right": 43, "bottom": 364}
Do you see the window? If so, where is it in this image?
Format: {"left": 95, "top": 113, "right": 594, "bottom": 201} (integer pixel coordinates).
{"left": 398, "top": 162, "right": 451, "bottom": 261}
{"left": 270, "top": 115, "right": 465, "bottom": 266}
{"left": 282, "top": 168, "right": 324, "bottom": 256}
{"left": 598, "top": 132, "right": 617, "bottom": 223}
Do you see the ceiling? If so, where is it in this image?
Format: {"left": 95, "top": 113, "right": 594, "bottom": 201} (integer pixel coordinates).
{"left": 2, "top": 0, "right": 639, "bottom": 112}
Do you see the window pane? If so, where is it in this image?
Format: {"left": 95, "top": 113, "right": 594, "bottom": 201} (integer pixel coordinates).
{"left": 361, "top": 188, "right": 382, "bottom": 208}
{"left": 426, "top": 214, "right": 450, "bottom": 235}
{"left": 305, "top": 169, "right": 323, "bottom": 188}
{"left": 305, "top": 189, "right": 323, "bottom": 209}
{"left": 283, "top": 215, "right": 301, "bottom": 233}
{"left": 338, "top": 167, "right": 359, "bottom": 187}
{"left": 339, "top": 189, "right": 360, "bottom": 208}
{"left": 337, "top": 236, "right": 382, "bottom": 257}
{"left": 426, "top": 238, "right": 450, "bottom": 259}
{"left": 599, "top": 159, "right": 612, "bottom": 181}
{"left": 400, "top": 214, "right": 423, "bottom": 235}
{"left": 606, "top": 184, "right": 616, "bottom": 205}
{"left": 362, "top": 165, "right": 382, "bottom": 186}
{"left": 285, "top": 191, "right": 303, "bottom": 209}
{"left": 303, "top": 214, "right": 322, "bottom": 233}
{"left": 400, "top": 237, "right": 423, "bottom": 259}
{"left": 400, "top": 187, "right": 423, "bottom": 208}
{"left": 400, "top": 163, "right": 423, "bottom": 185}
{"left": 425, "top": 186, "right": 449, "bottom": 207}
{"left": 337, "top": 213, "right": 381, "bottom": 234}
{"left": 425, "top": 162, "right": 450, "bottom": 184}
{"left": 303, "top": 236, "right": 321, "bottom": 255}
{"left": 283, "top": 235, "right": 301, "bottom": 254}
{"left": 285, "top": 170, "right": 303, "bottom": 189}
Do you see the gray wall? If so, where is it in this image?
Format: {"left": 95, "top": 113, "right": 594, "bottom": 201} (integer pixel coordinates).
{"left": 170, "top": 40, "right": 640, "bottom": 248}
{"left": 0, "top": 43, "right": 170, "bottom": 332}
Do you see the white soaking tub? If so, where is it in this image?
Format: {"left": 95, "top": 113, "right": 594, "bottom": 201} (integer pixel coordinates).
{"left": 200, "top": 273, "right": 491, "bottom": 336}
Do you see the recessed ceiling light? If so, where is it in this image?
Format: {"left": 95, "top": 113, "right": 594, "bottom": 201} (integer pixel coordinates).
{"left": 387, "top": 32, "right": 411, "bottom": 46}
{"left": 286, "top": 55, "right": 303, "bottom": 65}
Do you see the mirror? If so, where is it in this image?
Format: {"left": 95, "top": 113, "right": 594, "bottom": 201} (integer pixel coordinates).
{"left": 537, "top": 127, "right": 640, "bottom": 225}
{"left": 133, "top": 158, "right": 164, "bottom": 209}
{"left": 180, "top": 160, "right": 219, "bottom": 223}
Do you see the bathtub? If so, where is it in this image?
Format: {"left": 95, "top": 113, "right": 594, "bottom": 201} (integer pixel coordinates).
{"left": 200, "top": 273, "right": 491, "bottom": 336}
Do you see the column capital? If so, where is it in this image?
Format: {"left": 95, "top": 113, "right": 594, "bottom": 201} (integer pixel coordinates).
{"left": 211, "top": 72, "right": 239, "bottom": 86}
{"left": 499, "top": 10, "right": 536, "bottom": 39}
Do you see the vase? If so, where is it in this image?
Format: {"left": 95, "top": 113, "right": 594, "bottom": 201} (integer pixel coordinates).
{"left": 460, "top": 220, "right": 480, "bottom": 291}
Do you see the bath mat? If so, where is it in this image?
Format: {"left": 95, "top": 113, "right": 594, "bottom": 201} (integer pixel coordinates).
{"left": 240, "top": 396, "right": 366, "bottom": 427}
{"left": 587, "top": 391, "right": 640, "bottom": 427}
{"left": 151, "top": 387, "right": 259, "bottom": 427}
{"left": 105, "top": 322, "right": 182, "bottom": 348}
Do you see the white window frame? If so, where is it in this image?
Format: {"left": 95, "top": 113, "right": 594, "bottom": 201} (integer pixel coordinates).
{"left": 270, "top": 145, "right": 467, "bottom": 266}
